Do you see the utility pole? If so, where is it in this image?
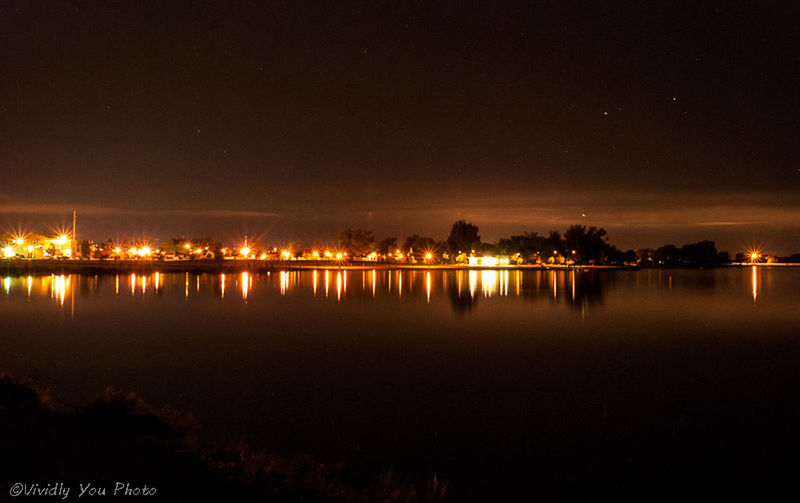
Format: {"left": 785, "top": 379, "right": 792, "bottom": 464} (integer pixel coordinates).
{"left": 72, "top": 210, "right": 77, "bottom": 258}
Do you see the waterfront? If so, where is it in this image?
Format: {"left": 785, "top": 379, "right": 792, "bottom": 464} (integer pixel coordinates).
{"left": 2, "top": 268, "right": 799, "bottom": 499}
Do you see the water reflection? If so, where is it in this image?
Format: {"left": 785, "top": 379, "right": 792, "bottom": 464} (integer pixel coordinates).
{"left": 241, "top": 272, "right": 250, "bottom": 300}
{"left": 2, "top": 268, "right": 785, "bottom": 315}
{"left": 448, "top": 282, "right": 480, "bottom": 315}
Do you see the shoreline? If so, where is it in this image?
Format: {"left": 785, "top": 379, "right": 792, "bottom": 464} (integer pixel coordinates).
{"left": 0, "top": 259, "right": 639, "bottom": 276}
{"left": 1, "top": 259, "right": 797, "bottom": 276}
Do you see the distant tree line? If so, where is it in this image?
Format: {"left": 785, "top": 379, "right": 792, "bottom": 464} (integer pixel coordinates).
{"left": 636, "top": 241, "right": 729, "bottom": 267}
{"left": 50, "top": 220, "right": 755, "bottom": 267}
{"left": 336, "top": 220, "right": 733, "bottom": 266}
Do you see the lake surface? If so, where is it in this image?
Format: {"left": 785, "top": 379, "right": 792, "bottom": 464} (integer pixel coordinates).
{"left": 2, "top": 268, "right": 799, "bottom": 498}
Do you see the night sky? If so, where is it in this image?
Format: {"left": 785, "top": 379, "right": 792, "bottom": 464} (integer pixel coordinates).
{"left": 1, "top": 1, "right": 798, "bottom": 253}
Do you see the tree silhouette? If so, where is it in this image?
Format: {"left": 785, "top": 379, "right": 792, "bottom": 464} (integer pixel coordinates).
{"left": 446, "top": 220, "right": 480, "bottom": 254}
{"left": 338, "top": 229, "right": 376, "bottom": 256}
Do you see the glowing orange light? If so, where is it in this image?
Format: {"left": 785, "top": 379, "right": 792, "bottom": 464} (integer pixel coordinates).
{"left": 747, "top": 248, "right": 763, "bottom": 264}
{"left": 240, "top": 247, "right": 251, "bottom": 257}
{"left": 114, "top": 247, "right": 122, "bottom": 254}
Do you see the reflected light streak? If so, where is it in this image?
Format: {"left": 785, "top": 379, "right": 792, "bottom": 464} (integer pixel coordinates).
{"left": 280, "top": 271, "right": 288, "bottom": 296}
{"left": 372, "top": 269, "right": 376, "bottom": 297}
{"left": 325, "top": 270, "right": 330, "bottom": 298}
{"left": 141, "top": 275, "right": 147, "bottom": 295}
{"left": 154, "top": 272, "right": 161, "bottom": 294}
{"left": 752, "top": 266, "right": 758, "bottom": 303}
{"left": 115, "top": 275, "right": 119, "bottom": 295}
{"left": 241, "top": 272, "right": 249, "bottom": 300}
{"left": 482, "top": 270, "right": 498, "bottom": 297}
{"left": 312, "top": 270, "right": 318, "bottom": 296}
{"left": 130, "top": 273, "right": 136, "bottom": 296}
{"left": 336, "top": 271, "right": 342, "bottom": 301}
{"left": 53, "top": 275, "right": 67, "bottom": 305}
{"left": 3, "top": 277, "right": 10, "bottom": 295}
{"left": 220, "top": 273, "right": 225, "bottom": 299}
{"left": 426, "top": 272, "right": 432, "bottom": 303}
{"left": 469, "top": 270, "right": 477, "bottom": 299}
{"left": 553, "top": 272, "right": 557, "bottom": 300}
{"left": 571, "top": 271, "right": 576, "bottom": 302}
{"left": 27, "top": 276, "right": 32, "bottom": 296}
{"left": 185, "top": 273, "right": 189, "bottom": 299}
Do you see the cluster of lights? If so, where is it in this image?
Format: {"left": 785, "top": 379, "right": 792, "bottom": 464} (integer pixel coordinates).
{"left": 5, "top": 230, "right": 772, "bottom": 267}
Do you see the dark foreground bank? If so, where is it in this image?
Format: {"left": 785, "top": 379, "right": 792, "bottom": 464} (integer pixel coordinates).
{"left": 3, "top": 368, "right": 800, "bottom": 502}
{"left": 0, "top": 375, "right": 446, "bottom": 503}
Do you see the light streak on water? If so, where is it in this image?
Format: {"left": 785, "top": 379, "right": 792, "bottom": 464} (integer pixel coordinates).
{"left": 313, "top": 270, "right": 318, "bottom": 296}
{"left": 426, "top": 271, "right": 432, "bottom": 303}
{"left": 469, "top": 270, "right": 477, "bottom": 299}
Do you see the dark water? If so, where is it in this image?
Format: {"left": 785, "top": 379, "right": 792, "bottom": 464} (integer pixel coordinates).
{"left": 2, "top": 268, "right": 799, "bottom": 498}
